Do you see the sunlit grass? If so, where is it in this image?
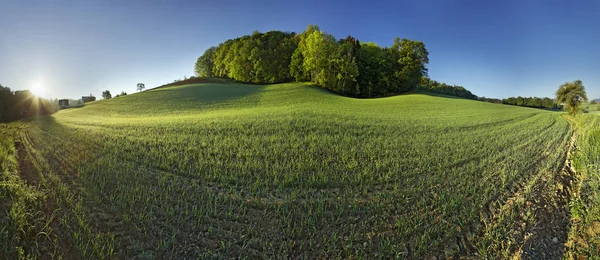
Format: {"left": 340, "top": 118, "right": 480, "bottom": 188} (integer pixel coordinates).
{"left": 8, "top": 82, "right": 572, "bottom": 258}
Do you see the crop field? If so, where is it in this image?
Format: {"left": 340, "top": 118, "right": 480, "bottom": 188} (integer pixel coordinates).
{"left": 584, "top": 103, "right": 600, "bottom": 114}
{"left": 1, "top": 82, "right": 573, "bottom": 258}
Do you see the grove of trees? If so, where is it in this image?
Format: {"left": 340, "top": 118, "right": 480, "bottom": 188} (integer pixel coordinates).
{"left": 501, "top": 96, "right": 559, "bottom": 109}
{"left": 194, "top": 25, "right": 430, "bottom": 98}
{"left": 0, "top": 84, "right": 58, "bottom": 122}
{"left": 418, "top": 77, "right": 477, "bottom": 100}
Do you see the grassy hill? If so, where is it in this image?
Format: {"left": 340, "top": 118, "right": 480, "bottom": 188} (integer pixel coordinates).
{"left": 3, "top": 82, "right": 574, "bottom": 258}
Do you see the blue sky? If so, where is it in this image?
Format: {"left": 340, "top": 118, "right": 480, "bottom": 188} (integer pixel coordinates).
{"left": 0, "top": 0, "right": 598, "bottom": 99}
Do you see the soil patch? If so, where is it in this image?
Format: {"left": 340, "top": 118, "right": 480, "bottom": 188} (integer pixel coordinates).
{"left": 520, "top": 129, "right": 577, "bottom": 259}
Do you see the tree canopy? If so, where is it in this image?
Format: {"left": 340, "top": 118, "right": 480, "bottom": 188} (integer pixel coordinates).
{"left": 194, "top": 25, "right": 430, "bottom": 97}
{"left": 556, "top": 80, "right": 588, "bottom": 115}
{"left": 501, "top": 96, "right": 558, "bottom": 109}
{"left": 102, "top": 90, "right": 112, "bottom": 100}
{"left": 418, "top": 77, "right": 477, "bottom": 100}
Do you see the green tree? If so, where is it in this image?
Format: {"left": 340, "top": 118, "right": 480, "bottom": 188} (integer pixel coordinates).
{"left": 102, "top": 90, "right": 112, "bottom": 100}
{"left": 542, "top": 97, "right": 555, "bottom": 109}
{"left": 395, "top": 38, "right": 429, "bottom": 92}
{"left": 0, "top": 84, "right": 13, "bottom": 122}
{"left": 301, "top": 29, "right": 335, "bottom": 84}
{"left": 290, "top": 48, "right": 308, "bottom": 81}
{"left": 356, "top": 42, "right": 383, "bottom": 97}
{"left": 556, "top": 80, "right": 588, "bottom": 115}
{"left": 324, "top": 41, "right": 359, "bottom": 96}
{"left": 195, "top": 47, "right": 217, "bottom": 77}
{"left": 137, "top": 83, "right": 145, "bottom": 92}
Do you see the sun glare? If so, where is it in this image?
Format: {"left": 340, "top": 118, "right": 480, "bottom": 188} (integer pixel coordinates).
{"left": 31, "top": 83, "right": 46, "bottom": 97}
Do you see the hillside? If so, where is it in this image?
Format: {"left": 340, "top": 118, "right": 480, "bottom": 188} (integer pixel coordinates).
{"left": 5, "top": 82, "right": 572, "bottom": 258}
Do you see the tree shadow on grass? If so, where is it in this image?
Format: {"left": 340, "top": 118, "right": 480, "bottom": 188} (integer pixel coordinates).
{"left": 129, "top": 83, "right": 267, "bottom": 108}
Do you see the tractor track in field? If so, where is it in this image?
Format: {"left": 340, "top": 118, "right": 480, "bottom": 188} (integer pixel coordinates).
{"left": 452, "top": 116, "right": 575, "bottom": 259}
{"left": 15, "top": 141, "right": 40, "bottom": 187}
{"left": 20, "top": 130, "right": 145, "bottom": 259}
{"left": 15, "top": 136, "right": 79, "bottom": 260}
{"left": 511, "top": 117, "right": 578, "bottom": 259}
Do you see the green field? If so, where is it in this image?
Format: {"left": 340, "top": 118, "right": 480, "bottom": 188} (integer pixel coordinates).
{"left": 1, "top": 82, "right": 575, "bottom": 258}
{"left": 584, "top": 102, "right": 600, "bottom": 114}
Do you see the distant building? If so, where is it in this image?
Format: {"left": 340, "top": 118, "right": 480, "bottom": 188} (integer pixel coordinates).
{"left": 82, "top": 95, "right": 96, "bottom": 103}
{"left": 59, "top": 99, "right": 69, "bottom": 109}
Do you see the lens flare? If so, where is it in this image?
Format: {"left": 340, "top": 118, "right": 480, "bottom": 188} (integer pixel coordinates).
{"left": 31, "top": 82, "right": 46, "bottom": 97}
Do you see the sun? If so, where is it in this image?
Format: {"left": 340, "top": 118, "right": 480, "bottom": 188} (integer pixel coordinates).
{"left": 30, "top": 82, "right": 46, "bottom": 97}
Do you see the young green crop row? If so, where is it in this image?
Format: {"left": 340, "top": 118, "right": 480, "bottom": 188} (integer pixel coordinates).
{"left": 5, "top": 83, "right": 573, "bottom": 258}
{"left": 566, "top": 114, "right": 600, "bottom": 257}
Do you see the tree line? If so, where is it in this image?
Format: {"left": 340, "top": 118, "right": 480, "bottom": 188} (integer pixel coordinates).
{"left": 195, "top": 25, "right": 429, "bottom": 98}
{"left": 0, "top": 84, "right": 58, "bottom": 122}
{"left": 418, "top": 76, "right": 564, "bottom": 110}
{"left": 500, "top": 96, "right": 559, "bottom": 109}
{"left": 418, "top": 77, "right": 477, "bottom": 99}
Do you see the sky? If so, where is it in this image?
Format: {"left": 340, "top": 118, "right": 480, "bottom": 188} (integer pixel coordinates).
{"left": 0, "top": 0, "right": 599, "bottom": 100}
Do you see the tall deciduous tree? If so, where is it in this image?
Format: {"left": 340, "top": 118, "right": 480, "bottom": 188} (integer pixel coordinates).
{"left": 300, "top": 29, "right": 335, "bottom": 84}
{"left": 137, "top": 83, "right": 145, "bottom": 92}
{"left": 395, "top": 38, "right": 429, "bottom": 92}
{"left": 556, "top": 80, "right": 588, "bottom": 115}
{"left": 195, "top": 47, "right": 217, "bottom": 77}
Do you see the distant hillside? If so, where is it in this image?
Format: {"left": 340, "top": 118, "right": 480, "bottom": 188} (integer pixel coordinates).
{"left": 152, "top": 77, "right": 232, "bottom": 90}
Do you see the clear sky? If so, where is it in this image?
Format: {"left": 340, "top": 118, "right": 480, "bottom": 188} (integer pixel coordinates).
{"left": 1, "top": 0, "right": 598, "bottom": 100}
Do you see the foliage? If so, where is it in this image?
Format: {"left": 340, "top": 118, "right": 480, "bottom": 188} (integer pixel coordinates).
{"left": 556, "top": 80, "right": 588, "bottom": 115}
{"left": 478, "top": 97, "right": 503, "bottom": 104}
{"left": 194, "top": 47, "right": 217, "bottom": 77}
{"left": 0, "top": 84, "right": 58, "bottom": 122}
{"left": 396, "top": 38, "right": 429, "bottom": 91}
{"left": 418, "top": 77, "right": 477, "bottom": 99}
{"left": 195, "top": 25, "right": 429, "bottom": 97}
{"left": 102, "top": 90, "right": 112, "bottom": 100}
{"left": 18, "top": 82, "right": 571, "bottom": 258}
{"left": 115, "top": 91, "right": 127, "bottom": 98}
{"left": 501, "top": 96, "right": 558, "bottom": 109}
{"left": 137, "top": 83, "right": 145, "bottom": 92}
{"left": 202, "top": 30, "right": 298, "bottom": 84}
